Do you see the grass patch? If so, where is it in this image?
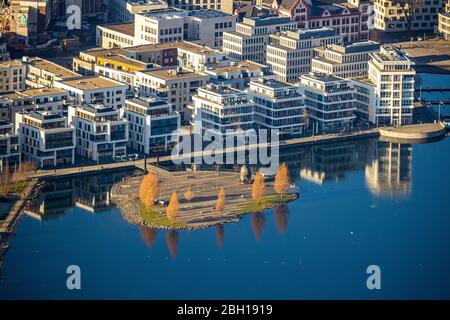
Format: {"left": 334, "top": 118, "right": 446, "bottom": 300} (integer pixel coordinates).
{"left": 140, "top": 204, "right": 188, "bottom": 228}
{"left": 240, "top": 193, "right": 296, "bottom": 215}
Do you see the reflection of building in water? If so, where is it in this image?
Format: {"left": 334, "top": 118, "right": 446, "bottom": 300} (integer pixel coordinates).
{"left": 26, "top": 179, "right": 75, "bottom": 221}
{"left": 300, "top": 142, "right": 367, "bottom": 185}
{"left": 26, "top": 170, "right": 137, "bottom": 220}
{"left": 365, "top": 141, "right": 412, "bottom": 198}
{"left": 72, "top": 173, "right": 128, "bottom": 213}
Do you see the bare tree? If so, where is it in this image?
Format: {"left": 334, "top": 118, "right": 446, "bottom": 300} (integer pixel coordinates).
{"left": 0, "top": 163, "right": 11, "bottom": 198}
{"left": 392, "top": 0, "right": 423, "bottom": 32}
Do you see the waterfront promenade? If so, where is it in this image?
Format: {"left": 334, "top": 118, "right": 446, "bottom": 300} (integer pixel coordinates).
{"left": 26, "top": 127, "right": 380, "bottom": 180}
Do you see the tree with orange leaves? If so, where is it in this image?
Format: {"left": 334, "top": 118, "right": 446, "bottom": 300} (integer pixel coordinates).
{"left": 251, "top": 170, "right": 266, "bottom": 202}
{"left": 216, "top": 187, "right": 225, "bottom": 213}
{"left": 183, "top": 188, "right": 194, "bottom": 208}
{"left": 139, "top": 172, "right": 158, "bottom": 208}
{"left": 166, "top": 191, "right": 180, "bottom": 222}
{"left": 274, "top": 163, "right": 290, "bottom": 198}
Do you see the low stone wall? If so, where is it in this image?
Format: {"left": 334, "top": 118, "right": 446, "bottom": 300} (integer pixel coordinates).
{"left": 379, "top": 123, "right": 446, "bottom": 140}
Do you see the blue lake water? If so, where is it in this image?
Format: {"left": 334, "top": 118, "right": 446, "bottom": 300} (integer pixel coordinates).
{"left": 1, "top": 136, "right": 450, "bottom": 299}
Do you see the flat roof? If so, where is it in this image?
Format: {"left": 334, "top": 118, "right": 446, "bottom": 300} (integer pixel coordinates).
{"left": 242, "top": 15, "right": 292, "bottom": 27}
{"left": 127, "top": 97, "right": 169, "bottom": 108}
{"left": 0, "top": 60, "right": 23, "bottom": 68}
{"left": 99, "top": 22, "right": 135, "bottom": 37}
{"left": 187, "top": 9, "right": 232, "bottom": 19}
{"left": 328, "top": 41, "right": 380, "bottom": 54}
{"left": 27, "top": 111, "right": 65, "bottom": 121}
{"left": 144, "top": 68, "right": 206, "bottom": 80}
{"left": 0, "top": 88, "right": 67, "bottom": 100}
{"left": 76, "top": 104, "right": 117, "bottom": 114}
{"left": 201, "top": 84, "right": 245, "bottom": 96}
{"left": 177, "top": 41, "right": 223, "bottom": 55}
{"left": 58, "top": 76, "right": 127, "bottom": 90}
{"left": 83, "top": 48, "right": 129, "bottom": 58}
{"left": 251, "top": 77, "right": 295, "bottom": 89}
{"left": 100, "top": 54, "right": 149, "bottom": 69}
{"left": 209, "top": 60, "right": 266, "bottom": 73}
{"left": 28, "top": 58, "right": 80, "bottom": 78}
{"left": 21, "top": 87, "right": 68, "bottom": 97}
{"left": 301, "top": 72, "right": 345, "bottom": 83}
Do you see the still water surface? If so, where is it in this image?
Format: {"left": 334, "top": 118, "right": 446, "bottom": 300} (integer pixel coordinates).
{"left": 1, "top": 137, "right": 449, "bottom": 299}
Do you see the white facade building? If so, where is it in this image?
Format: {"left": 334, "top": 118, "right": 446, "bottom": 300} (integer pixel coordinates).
{"left": 352, "top": 46, "right": 415, "bottom": 126}
{"left": 15, "top": 111, "right": 76, "bottom": 167}
{"left": 135, "top": 67, "right": 209, "bottom": 122}
{"left": 298, "top": 73, "right": 356, "bottom": 133}
{"left": 192, "top": 84, "right": 254, "bottom": 138}
{"left": 223, "top": 16, "right": 297, "bottom": 64}
{"left": 109, "top": 0, "right": 168, "bottom": 23}
{"left": 68, "top": 104, "right": 128, "bottom": 161}
{"left": 247, "top": 77, "right": 306, "bottom": 138}
{"left": 54, "top": 76, "right": 128, "bottom": 109}
{"left": 123, "top": 97, "right": 180, "bottom": 154}
{"left": 311, "top": 41, "right": 380, "bottom": 79}
{"left": 266, "top": 28, "right": 340, "bottom": 83}
{"left": 0, "top": 60, "right": 26, "bottom": 93}
{"left": 134, "top": 8, "right": 236, "bottom": 49}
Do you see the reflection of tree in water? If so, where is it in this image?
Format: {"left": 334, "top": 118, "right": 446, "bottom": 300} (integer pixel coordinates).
{"left": 216, "top": 224, "right": 224, "bottom": 248}
{"left": 251, "top": 213, "right": 265, "bottom": 242}
{"left": 139, "top": 226, "right": 157, "bottom": 248}
{"left": 166, "top": 230, "right": 179, "bottom": 259}
{"left": 274, "top": 204, "right": 289, "bottom": 234}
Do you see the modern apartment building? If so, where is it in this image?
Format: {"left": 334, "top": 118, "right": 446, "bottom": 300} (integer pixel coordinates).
{"left": 73, "top": 43, "right": 179, "bottom": 75}
{"left": 67, "top": 104, "right": 128, "bottom": 161}
{"left": 192, "top": 84, "right": 254, "bottom": 138}
{"left": 205, "top": 60, "right": 268, "bottom": 89}
{"left": 0, "top": 87, "right": 70, "bottom": 123}
{"left": 93, "top": 53, "right": 156, "bottom": 96}
{"left": 135, "top": 67, "right": 209, "bottom": 122}
{"left": 54, "top": 76, "right": 128, "bottom": 109}
{"left": 298, "top": 73, "right": 356, "bottom": 133}
{"left": 97, "top": 23, "right": 136, "bottom": 49}
{"left": 247, "top": 77, "right": 306, "bottom": 138}
{"left": 438, "top": 0, "right": 450, "bottom": 39}
{"left": 0, "top": 60, "right": 26, "bottom": 93}
{"left": 108, "top": 0, "right": 168, "bottom": 23}
{"left": 352, "top": 46, "right": 416, "bottom": 126}
{"left": 266, "top": 28, "right": 340, "bottom": 83}
{"left": 177, "top": 42, "right": 229, "bottom": 72}
{"left": 15, "top": 111, "right": 76, "bottom": 167}
{"left": 23, "top": 56, "right": 81, "bottom": 88}
{"left": 134, "top": 8, "right": 236, "bottom": 49}
{"left": 0, "top": 122, "right": 21, "bottom": 168}
{"left": 311, "top": 41, "right": 380, "bottom": 79}
{"left": 123, "top": 97, "right": 180, "bottom": 154}
{"left": 164, "top": 0, "right": 223, "bottom": 11}
{"left": 223, "top": 15, "right": 297, "bottom": 64}
{"left": 373, "top": 0, "right": 441, "bottom": 32}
